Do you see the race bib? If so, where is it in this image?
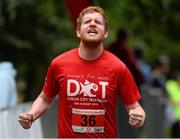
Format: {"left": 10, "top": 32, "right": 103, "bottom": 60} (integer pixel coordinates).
{"left": 72, "top": 108, "right": 105, "bottom": 133}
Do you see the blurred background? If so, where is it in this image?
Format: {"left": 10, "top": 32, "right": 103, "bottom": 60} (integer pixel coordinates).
{"left": 0, "top": 0, "right": 179, "bottom": 138}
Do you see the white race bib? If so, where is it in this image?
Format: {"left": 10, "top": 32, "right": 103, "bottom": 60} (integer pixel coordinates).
{"left": 72, "top": 108, "right": 105, "bottom": 133}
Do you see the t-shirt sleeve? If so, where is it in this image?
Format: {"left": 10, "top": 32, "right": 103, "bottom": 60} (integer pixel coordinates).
{"left": 118, "top": 66, "right": 141, "bottom": 105}
{"left": 42, "top": 62, "right": 58, "bottom": 98}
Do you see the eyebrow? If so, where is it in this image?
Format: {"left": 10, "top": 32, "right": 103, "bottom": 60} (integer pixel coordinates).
{"left": 83, "top": 17, "right": 103, "bottom": 21}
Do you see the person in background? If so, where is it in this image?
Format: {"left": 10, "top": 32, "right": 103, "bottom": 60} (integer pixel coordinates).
{"left": 166, "top": 71, "right": 180, "bottom": 137}
{"left": 0, "top": 54, "right": 18, "bottom": 109}
{"left": 151, "top": 55, "right": 170, "bottom": 97}
{"left": 134, "top": 44, "right": 152, "bottom": 86}
{"left": 107, "top": 28, "right": 145, "bottom": 88}
{"left": 18, "top": 6, "right": 146, "bottom": 138}
{"left": 151, "top": 55, "right": 170, "bottom": 136}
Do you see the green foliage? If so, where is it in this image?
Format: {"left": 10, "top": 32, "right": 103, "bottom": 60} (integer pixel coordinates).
{"left": 0, "top": 0, "right": 76, "bottom": 101}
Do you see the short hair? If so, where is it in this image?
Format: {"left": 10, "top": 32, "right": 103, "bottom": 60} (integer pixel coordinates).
{"left": 76, "top": 6, "right": 109, "bottom": 32}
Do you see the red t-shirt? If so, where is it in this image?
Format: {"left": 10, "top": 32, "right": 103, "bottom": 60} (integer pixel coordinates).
{"left": 43, "top": 48, "right": 141, "bottom": 138}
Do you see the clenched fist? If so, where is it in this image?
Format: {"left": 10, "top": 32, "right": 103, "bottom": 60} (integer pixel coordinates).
{"left": 18, "top": 113, "right": 33, "bottom": 129}
{"left": 128, "top": 107, "right": 146, "bottom": 128}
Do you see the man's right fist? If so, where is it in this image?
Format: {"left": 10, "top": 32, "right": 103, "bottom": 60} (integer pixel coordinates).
{"left": 18, "top": 113, "right": 33, "bottom": 129}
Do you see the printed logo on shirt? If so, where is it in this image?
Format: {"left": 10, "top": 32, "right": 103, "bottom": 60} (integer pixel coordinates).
{"left": 67, "top": 79, "right": 108, "bottom": 98}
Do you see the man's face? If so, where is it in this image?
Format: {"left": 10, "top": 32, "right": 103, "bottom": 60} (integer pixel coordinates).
{"left": 76, "top": 12, "right": 108, "bottom": 43}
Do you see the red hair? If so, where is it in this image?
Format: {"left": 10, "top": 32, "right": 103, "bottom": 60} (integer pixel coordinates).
{"left": 76, "top": 6, "right": 109, "bottom": 32}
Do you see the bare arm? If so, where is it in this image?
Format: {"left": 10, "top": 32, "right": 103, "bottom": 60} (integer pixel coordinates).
{"left": 18, "top": 91, "right": 55, "bottom": 129}
{"left": 125, "top": 102, "right": 146, "bottom": 128}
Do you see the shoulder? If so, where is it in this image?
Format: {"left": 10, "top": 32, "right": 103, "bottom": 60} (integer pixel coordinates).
{"left": 53, "top": 48, "right": 77, "bottom": 61}
{"left": 51, "top": 48, "right": 77, "bottom": 65}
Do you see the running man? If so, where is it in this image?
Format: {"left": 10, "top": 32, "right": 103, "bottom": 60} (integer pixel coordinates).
{"left": 18, "top": 6, "right": 146, "bottom": 138}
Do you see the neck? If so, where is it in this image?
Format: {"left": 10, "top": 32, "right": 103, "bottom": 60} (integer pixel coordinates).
{"left": 78, "top": 41, "right": 104, "bottom": 61}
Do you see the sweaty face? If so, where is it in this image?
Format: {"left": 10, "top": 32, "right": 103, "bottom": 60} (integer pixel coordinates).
{"left": 76, "top": 12, "right": 108, "bottom": 43}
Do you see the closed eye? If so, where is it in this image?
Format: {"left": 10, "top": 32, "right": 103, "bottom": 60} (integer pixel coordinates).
{"left": 83, "top": 19, "right": 103, "bottom": 25}
{"left": 83, "top": 19, "right": 91, "bottom": 24}
{"left": 95, "top": 20, "right": 103, "bottom": 25}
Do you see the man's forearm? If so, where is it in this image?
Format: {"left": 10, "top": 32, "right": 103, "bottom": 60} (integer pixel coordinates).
{"left": 28, "top": 91, "right": 54, "bottom": 122}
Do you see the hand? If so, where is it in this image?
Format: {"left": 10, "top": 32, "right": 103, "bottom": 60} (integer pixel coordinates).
{"left": 128, "top": 107, "right": 145, "bottom": 128}
{"left": 18, "top": 112, "right": 33, "bottom": 129}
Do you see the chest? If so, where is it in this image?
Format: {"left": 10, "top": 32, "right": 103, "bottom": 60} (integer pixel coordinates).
{"left": 55, "top": 64, "right": 119, "bottom": 100}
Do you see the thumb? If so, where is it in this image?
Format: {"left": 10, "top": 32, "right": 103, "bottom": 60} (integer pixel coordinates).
{"left": 26, "top": 113, "right": 34, "bottom": 121}
{"left": 129, "top": 109, "right": 135, "bottom": 116}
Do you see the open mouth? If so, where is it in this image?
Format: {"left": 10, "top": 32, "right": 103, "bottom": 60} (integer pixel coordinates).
{"left": 87, "top": 29, "right": 98, "bottom": 35}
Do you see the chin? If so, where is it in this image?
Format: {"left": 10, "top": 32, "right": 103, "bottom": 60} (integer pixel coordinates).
{"left": 83, "top": 37, "right": 103, "bottom": 43}
{"left": 84, "top": 40, "right": 102, "bottom": 45}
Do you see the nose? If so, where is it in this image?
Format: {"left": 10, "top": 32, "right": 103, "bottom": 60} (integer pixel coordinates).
{"left": 89, "top": 20, "right": 96, "bottom": 27}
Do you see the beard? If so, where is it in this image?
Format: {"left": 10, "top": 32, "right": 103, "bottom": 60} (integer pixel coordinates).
{"left": 81, "top": 37, "right": 103, "bottom": 48}
{"left": 81, "top": 33, "right": 104, "bottom": 44}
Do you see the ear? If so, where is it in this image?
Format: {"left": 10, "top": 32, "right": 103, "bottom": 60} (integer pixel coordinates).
{"left": 76, "top": 29, "right": 80, "bottom": 38}
{"left": 104, "top": 31, "right": 108, "bottom": 38}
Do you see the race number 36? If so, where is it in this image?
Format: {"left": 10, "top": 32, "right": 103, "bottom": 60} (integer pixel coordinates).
{"left": 81, "top": 115, "right": 96, "bottom": 126}
{"left": 72, "top": 108, "right": 105, "bottom": 133}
